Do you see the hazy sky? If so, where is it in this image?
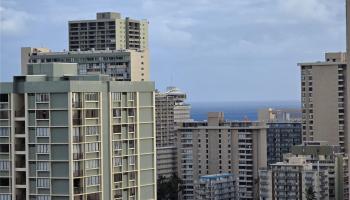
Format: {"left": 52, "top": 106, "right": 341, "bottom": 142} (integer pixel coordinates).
{"left": 0, "top": 0, "right": 346, "bottom": 102}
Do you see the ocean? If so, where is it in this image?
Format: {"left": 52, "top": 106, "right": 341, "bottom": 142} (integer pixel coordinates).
{"left": 190, "top": 101, "right": 300, "bottom": 121}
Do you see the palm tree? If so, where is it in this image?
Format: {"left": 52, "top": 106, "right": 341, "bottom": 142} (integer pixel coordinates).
{"left": 304, "top": 186, "right": 316, "bottom": 200}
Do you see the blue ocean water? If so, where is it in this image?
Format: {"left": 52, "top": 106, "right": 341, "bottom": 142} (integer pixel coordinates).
{"left": 190, "top": 101, "right": 300, "bottom": 121}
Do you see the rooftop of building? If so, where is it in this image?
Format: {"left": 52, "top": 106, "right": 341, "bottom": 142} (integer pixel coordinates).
{"left": 23, "top": 47, "right": 146, "bottom": 56}
{"left": 68, "top": 12, "right": 148, "bottom": 23}
{"left": 177, "top": 112, "right": 267, "bottom": 129}
{"left": 298, "top": 52, "right": 347, "bottom": 66}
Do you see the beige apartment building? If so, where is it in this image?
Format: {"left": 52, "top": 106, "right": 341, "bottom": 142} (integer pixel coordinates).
{"left": 176, "top": 112, "right": 267, "bottom": 200}
{"left": 68, "top": 12, "right": 148, "bottom": 51}
{"left": 298, "top": 52, "right": 348, "bottom": 152}
{"left": 0, "top": 63, "right": 157, "bottom": 200}
{"left": 21, "top": 47, "right": 149, "bottom": 81}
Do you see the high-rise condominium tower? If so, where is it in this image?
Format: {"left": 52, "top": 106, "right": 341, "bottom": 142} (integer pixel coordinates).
{"left": 176, "top": 112, "right": 267, "bottom": 200}
{"left": 68, "top": 12, "right": 148, "bottom": 51}
{"left": 298, "top": 52, "right": 348, "bottom": 152}
{"left": 0, "top": 63, "right": 156, "bottom": 200}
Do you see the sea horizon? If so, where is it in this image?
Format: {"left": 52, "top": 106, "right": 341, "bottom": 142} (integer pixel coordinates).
{"left": 189, "top": 100, "right": 301, "bottom": 121}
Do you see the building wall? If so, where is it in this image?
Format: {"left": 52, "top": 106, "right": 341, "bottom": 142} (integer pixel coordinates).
{"left": 300, "top": 60, "right": 347, "bottom": 152}
{"left": 22, "top": 48, "right": 149, "bottom": 81}
{"left": 176, "top": 113, "right": 267, "bottom": 200}
{"left": 68, "top": 12, "right": 148, "bottom": 51}
{"left": 0, "top": 64, "right": 157, "bottom": 200}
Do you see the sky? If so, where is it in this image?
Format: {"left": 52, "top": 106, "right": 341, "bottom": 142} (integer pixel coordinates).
{"left": 0, "top": 0, "right": 346, "bottom": 102}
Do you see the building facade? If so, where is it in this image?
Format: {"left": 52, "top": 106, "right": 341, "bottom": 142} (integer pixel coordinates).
{"left": 298, "top": 52, "right": 348, "bottom": 152}
{"left": 21, "top": 47, "right": 149, "bottom": 81}
{"left": 0, "top": 63, "right": 156, "bottom": 200}
{"left": 155, "top": 92, "right": 177, "bottom": 178}
{"left": 165, "top": 87, "right": 191, "bottom": 122}
{"left": 259, "top": 141, "right": 348, "bottom": 200}
{"left": 258, "top": 108, "right": 302, "bottom": 165}
{"left": 176, "top": 112, "right": 267, "bottom": 200}
{"left": 266, "top": 122, "right": 302, "bottom": 165}
{"left": 259, "top": 158, "right": 329, "bottom": 200}
{"left": 68, "top": 12, "right": 148, "bottom": 51}
{"left": 194, "top": 174, "right": 237, "bottom": 200}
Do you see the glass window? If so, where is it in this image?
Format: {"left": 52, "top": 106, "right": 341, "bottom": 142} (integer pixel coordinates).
{"left": 86, "top": 176, "right": 100, "bottom": 186}
{"left": 85, "top": 159, "right": 99, "bottom": 169}
{"left": 36, "top": 128, "right": 49, "bottom": 137}
{"left": 85, "top": 142, "right": 99, "bottom": 153}
{"left": 112, "top": 93, "right": 122, "bottom": 101}
{"left": 85, "top": 93, "right": 98, "bottom": 101}
{"left": 85, "top": 109, "right": 98, "bottom": 118}
{"left": 36, "top": 110, "right": 49, "bottom": 119}
{"left": 37, "top": 178, "right": 50, "bottom": 188}
{"left": 36, "top": 144, "right": 50, "bottom": 154}
{"left": 36, "top": 93, "right": 50, "bottom": 102}
{"left": 0, "top": 194, "right": 11, "bottom": 200}
{"left": 0, "top": 128, "right": 9, "bottom": 137}
{"left": 86, "top": 126, "right": 99, "bottom": 135}
{"left": 37, "top": 195, "right": 50, "bottom": 200}
{"left": 0, "top": 160, "right": 10, "bottom": 171}
{"left": 37, "top": 162, "right": 49, "bottom": 171}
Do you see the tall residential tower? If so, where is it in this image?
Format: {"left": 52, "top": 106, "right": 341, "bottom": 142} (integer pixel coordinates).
{"left": 0, "top": 63, "right": 157, "bottom": 200}
{"left": 68, "top": 12, "right": 148, "bottom": 51}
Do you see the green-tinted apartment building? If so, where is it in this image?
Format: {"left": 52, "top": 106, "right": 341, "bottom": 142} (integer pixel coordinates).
{"left": 0, "top": 63, "right": 156, "bottom": 200}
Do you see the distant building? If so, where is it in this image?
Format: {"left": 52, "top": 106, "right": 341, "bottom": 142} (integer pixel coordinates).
{"left": 266, "top": 122, "right": 302, "bottom": 165}
{"left": 194, "top": 174, "right": 237, "bottom": 200}
{"left": 165, "top": 87, "right": 191, "bottom": 122}
{"left": 176, "top": 112, "right": 267, "bottom": 200}
{"left": 298, "top": 52, "right": 348, "bottom": 152}
{"left": 258, "top": 108, "right": 302, "bottom": 165}
{"left": 0, "top": 63, "right": 156, "bottom": 200}
{"left": 258, "top": 108, "right": 301, "bottom": 123}
{"left": 259, "top": 141, "right": 348, "bottom": 200}
{"left": 21, "top": 47, "right": 149, "bottom": 81}
{"left": 68, "top": 12, "right": 148, "bottom": 51}
{"left": 155, "top": 87, "right": 191, "bottom": 179}
{"left": 155, "top": 91, "right": 176, "bottom": 178}
{"left": 259, "top": 157, "right": 329, "bottom": 200}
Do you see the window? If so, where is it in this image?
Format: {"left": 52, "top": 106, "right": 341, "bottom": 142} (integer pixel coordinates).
{"left": 37, "top": 162, "right": 49, "bottom": 171}
{"left": 86, "top": 126, "right": 99, "bottom": 135}
{"left": 113, "top": 141, "right": 121, "bottom": 150}
{"left": 36, "top": 128, "right": 49, "bottom": 137}
{"left": 0, "top": 110, "right": 9, "bottom": 120}
{"left": 0, "top": 128, "right": 9, "bottom": 137}
{"left": 0, "top": 145, "right": 9, "bottom": 153}
{"left": 0, "top": 94, "right": 8, "bottom": 103}
{"left": 85, "top": 93, "right": 98, "bottom": 101}
{"left": 36, "top": 93, "right": 49, "bottom": 102}
{"left": 37, "top": 178, "right": 50, "bottom": 188}
{"left": 128, "top": 93, "right": 135, "bottom": 101}
{"left": 113, "top": 157, "right": 122, "bottom": 166}
{"left": 86, "top": 109, "right": 98, "bottom": 118}
{"left": 112, "top": 93, "right": 122, "bottom": 101}
{"left": 113, "top": 125, "right": 121, "bottom": 133}
{"left": 36, "top": 110, "right": 49, "bottom": 119}
{"left": 85, "top": 142, "right": 99, "bottom": 153}
{"left": 86, "top": 176, "right": 100, "bottom": 186}
{"left": 0, "top": 160, "right": 10, "bottom": 171}
{"left": 37, "top": 144, "right": 50, "bottom": 154}
{"left": 72, "top": 93, "right": 82, "bottom": 108}
{"left": 112, "top": 109, "right": 121, "bottom": 117}
{"left": 129, "top": 156, "right": 135, "bottom": 165}
{"left": 0, "top": 194, "right": 11, "bottom": 200}
{"left": 37, "top": 195, "right": 51, "bottom": 200}
{"left": 86, "top": 159, "right": 99, "bottom": 169}
{"left": 128, "top": 109, "right": 135, "bottom": 117}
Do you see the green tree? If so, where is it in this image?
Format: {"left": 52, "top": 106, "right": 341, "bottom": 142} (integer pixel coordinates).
{"left": 157, "top": 174, "right": 183, "bottom": 200}
{"left": 304, "top": 186, "right": 316, "bottom": 200}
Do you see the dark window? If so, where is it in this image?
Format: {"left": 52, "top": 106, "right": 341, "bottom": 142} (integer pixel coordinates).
{"left": 36, "top": 110, "right": 49, "bottom": 119}
{"left": 0, "top": 94, "right": 8, "bottom": 102}
{"left": 0, "top": 178, "right": 9, "bottom": 186}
